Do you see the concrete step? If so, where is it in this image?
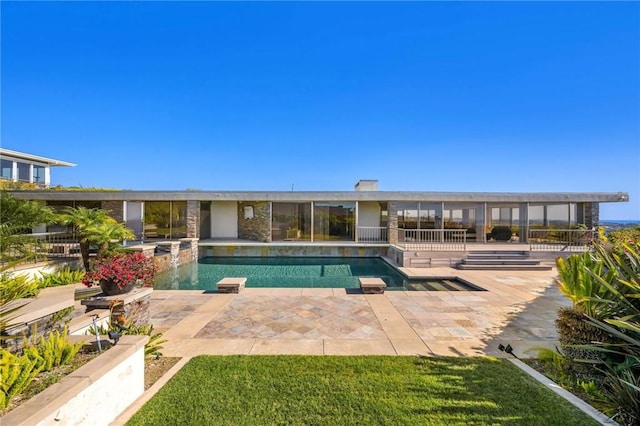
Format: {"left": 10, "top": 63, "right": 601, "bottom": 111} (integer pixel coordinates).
{"left": 461, "top": 259, "right": 541, "bottom": 265}
{"left": 457, "top": 264, "right": 552, "bottom": 271}
{"left": 467, "top": 250, "right": 529, "bottom": 256}
{"left": 466, "top": 254, "right": 530, "bottom": 260}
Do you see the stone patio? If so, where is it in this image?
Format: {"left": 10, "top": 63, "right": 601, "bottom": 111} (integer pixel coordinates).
{"left": 148, "top": 267, "right": 570, "bottom": 358}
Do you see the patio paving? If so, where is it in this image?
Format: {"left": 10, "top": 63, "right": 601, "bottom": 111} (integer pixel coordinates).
{"left": 150, "top": 267, "right": 570, "bottom": 358}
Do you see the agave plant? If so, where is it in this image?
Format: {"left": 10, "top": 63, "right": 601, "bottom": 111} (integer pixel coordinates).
{"left": 572, "top": 243, "right": 640, "bottom": 424}
{"left": 555, "top": 250, "right": 620, "bottom": 378}
{"left": 556, "top": 251, "right": 619, "bottom": 318}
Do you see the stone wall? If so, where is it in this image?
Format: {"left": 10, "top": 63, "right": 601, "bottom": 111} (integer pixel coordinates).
{"left": 186, "top": 200, "right": 200, "bottom": 238}
{"left": 81, "top": 288, "right": 153, "bottom": 328}
{"left": 154, "top": 246, "right": 199, "bottom": 274}
{"left": 110, "top": 293, "right": 151, "bottom": 327}
{"left": 388, "top": 201, "right": 398, "bottom": 245}
{"left": 1, "top": 285, "right": 76, "bottom": 353}
{"left": 201, "top": 244, "right": 388, "bottom": 258}
{"left": 154, "top": 253, "right": 173, "bottom": 273}
{"left": 238, "top": 201, "right": 271, "bottom": 242}
{"left": 584, "top": 202, "right": 600, "bottom": 230}
{"left": 1, "top": 306, "right": 74, "bottom": 353}
{"left": 101, "top": 200, "right": 124, "bottom": 222}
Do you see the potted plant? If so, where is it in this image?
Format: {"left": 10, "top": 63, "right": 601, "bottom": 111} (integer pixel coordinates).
{"left": 82, "top": 252, "right": 155, "bottom": 296}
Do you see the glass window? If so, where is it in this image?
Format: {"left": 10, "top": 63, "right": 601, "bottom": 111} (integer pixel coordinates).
{"left": 33, "top": 165, "right": 45, "bottom": 183}
{"left": 528, "top": 205, "right": 545, "bottom": 228}
{"left": 171, "top": 201, "right": 187, "bottom": 238}
{"left": 487, "top": 204, "right": 520, "bottom": 235}
{"left": 144, "top": 201, "right": 186, "bottom": 240}
{"left": 313, "top": 202, "right": 355, "bottom": 241}
{"left": 418, "top": 203, "right": 441, "bottom": 229}
{"left": 397, "top": 203, "right": 418, "bottom": 229}
{"left": 17, "top": 162, "right": 30, "bottom": 182}
{"left": 144, "top": 201, "right": 171, "bottom": 240}
{"left": 546, "top": 204, "right": 569, "bottom": 228}
{"left": 272, "top": 202, "right": 311, "bottom": 241}
{"left": 1, "top": 159, "right": 12, "bottom": 179}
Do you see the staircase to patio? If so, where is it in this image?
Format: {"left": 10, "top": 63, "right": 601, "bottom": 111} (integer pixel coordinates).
{"left": 457, "top": 250, "right": 552, "bottom": 271}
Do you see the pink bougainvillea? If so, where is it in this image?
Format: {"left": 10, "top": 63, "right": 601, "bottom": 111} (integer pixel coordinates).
{"left": 83, "top": 252, "right": 155, "bottom": 288}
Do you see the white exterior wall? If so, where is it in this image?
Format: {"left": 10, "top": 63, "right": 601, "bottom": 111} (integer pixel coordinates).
{"left": 358, "top": 202, "right": 381, "bottom": 227}
{"left": 211, "top": 201, "right": 238, "bottom": 238}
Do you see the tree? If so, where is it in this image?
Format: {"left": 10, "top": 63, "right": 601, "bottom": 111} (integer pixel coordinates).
{"left": 58, "top": 207, "right": 134, "bottom": 270}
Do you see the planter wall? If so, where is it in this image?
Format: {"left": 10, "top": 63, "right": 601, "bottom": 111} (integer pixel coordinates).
{"left": 154, "top": 247, "right": 197, "bottom": 273}
{"left": 1, "top": 285, "right": 75, "bottom": 353}
{"left": 2, "top": 335, "right": 149, "bottom": 426}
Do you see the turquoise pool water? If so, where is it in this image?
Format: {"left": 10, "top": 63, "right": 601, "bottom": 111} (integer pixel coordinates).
{"left": 154, "top": 257, "right": 485, "bottom": 291}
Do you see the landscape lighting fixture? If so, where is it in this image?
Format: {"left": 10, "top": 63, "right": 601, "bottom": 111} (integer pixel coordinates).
{"left": 498, "top": 343, "right": 519, "bottom": 359}
{"left": 108, "top": 330, "right": 122, "bottom": 345}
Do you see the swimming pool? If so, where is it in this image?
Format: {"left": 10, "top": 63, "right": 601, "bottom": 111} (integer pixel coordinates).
{"left": 154, "top": 257, "right": 485, "bottom": 291}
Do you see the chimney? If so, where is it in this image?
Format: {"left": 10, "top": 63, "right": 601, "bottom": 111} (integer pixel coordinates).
{"left": 354, "top": 180, "right": 378, "bottom": 191}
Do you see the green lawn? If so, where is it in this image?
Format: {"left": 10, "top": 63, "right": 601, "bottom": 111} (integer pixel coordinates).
{"left": 127, "top": 356, "right": 597, "bottom": 425}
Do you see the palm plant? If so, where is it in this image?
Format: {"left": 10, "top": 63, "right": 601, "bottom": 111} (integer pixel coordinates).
{"left": 89, "top": 221, "right": 136, "bottom": 262}
{"left": 58, "top": 207, "right": 134, "bottom": 270}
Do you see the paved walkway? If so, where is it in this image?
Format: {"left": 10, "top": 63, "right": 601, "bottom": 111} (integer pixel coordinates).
{"left": 149, "top": 267, "right": 569, "bottom": 358}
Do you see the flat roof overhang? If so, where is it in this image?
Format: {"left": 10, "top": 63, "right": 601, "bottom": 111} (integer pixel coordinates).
{"left": 7, "top": 190, "right": 629, "bottom": 204}
{"left": 0, "top": 149, "right": 76, "bottom": 167}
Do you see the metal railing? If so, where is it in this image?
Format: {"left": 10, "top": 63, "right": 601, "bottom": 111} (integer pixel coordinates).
{"left": 0, "top": 232, "right": 80, "bottom": 265}
{"left": 396, "top": 228, "right": 467, "bottom": 251}
{"left": 357, "top": 227, "right": 388, "bottom": 243}
{"left": 528, "top": 229, "right": 595, "bottom": 252}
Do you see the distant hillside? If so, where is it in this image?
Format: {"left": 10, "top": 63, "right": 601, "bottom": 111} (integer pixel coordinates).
{"left": 600, "top": 220, "right": 640, "bottom": 231}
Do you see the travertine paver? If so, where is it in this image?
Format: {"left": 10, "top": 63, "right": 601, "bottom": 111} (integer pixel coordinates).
{"left": 147, "top": 268, "right": 571, "bottom": 358}
{"left": 194, "top": 295, "right": 386, "bottom": 340}
{"left": 148, "top": 291, "right": 214, "bottom": 331}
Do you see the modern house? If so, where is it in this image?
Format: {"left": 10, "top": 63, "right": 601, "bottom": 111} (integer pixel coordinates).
{"left": 10, "top": 177, "right": 629, "bottom": 267}
{"left": 3, "top": 149, "right": 630, "bottom": 266}
{"left": 0, "top": 148, "right": 76, "bottom": 188}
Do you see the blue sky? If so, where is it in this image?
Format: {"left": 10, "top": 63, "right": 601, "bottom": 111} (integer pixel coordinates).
{"left": 2, "top": 1, "right": 639, "bottom": 220}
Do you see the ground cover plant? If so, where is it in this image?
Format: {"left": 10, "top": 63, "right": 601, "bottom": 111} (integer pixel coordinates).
{"left": 37, "top": 266, "right": 85, "bottom": 289}
{"left": 127, "top": 355, "right": 596, "bottom": 426}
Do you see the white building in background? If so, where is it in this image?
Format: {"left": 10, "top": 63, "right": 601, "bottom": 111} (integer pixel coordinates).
{"left": 0, "top": 148, "right": 76, "bottom": 188}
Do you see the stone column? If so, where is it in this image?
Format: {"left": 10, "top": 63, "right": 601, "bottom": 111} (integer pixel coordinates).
{"left": 584, "top": 202, "right": 600, "bottom": 238}
{"left": 157, "top": 241, "right": 180, "bottom": 269}
{"left": 186, "top": 200, "right": 200, "bottom": 238}
{"left": 101, "top": 201, "right": 124, "bottom": 222}
{"left": 388, "top": 201, "right": 398, "bottom": 245}
{"left": 180, "top": 238, "right": 199, "bottom": 262}
{"left": 238, "top": 201, "right": 271, "bottom": 242}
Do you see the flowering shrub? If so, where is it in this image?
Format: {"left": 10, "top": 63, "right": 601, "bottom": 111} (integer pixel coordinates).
{"left": 607, "top": 226, "right": 640, "bottom": 249}
{"left": 82, "top": 252, "right": 155, "bottom": 288}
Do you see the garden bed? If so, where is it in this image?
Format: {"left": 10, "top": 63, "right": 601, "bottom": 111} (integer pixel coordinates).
{"left": 1, "top": 335, "right": 148, "bottom": 426}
